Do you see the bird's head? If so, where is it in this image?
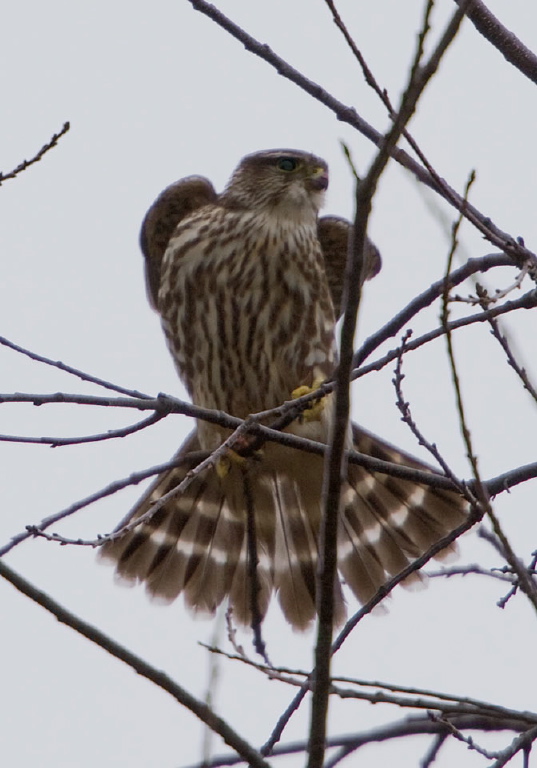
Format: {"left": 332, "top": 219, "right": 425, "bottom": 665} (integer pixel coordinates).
{"left": 220, "top": 149, "right": 329, "bottom": 222}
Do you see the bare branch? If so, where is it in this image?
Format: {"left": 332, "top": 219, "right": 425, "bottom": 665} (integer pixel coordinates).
{"left": 243, "top": 471, "right": 271, "bottom": 663}
{"left": 476, "top": 286, "right": 537, "bottom": 404}
{"left": 3, "top": 399, "right": 535, "bottom": 557}
{"left": 194, "top": 714, "right": 530, "bottom": 768}
{"left": 0, "top": 452, "right": 208, "bottom": 557}
{"left": 392, "top": 329, "right": 475, "bottom": 503}
{"left": 185, "top": 0, "right": 537, "bottom": 265}
{"left": 353, "top": 253, "right": 516, "bottom": 367}
{"left": 453, "top": 0, "right": 537, "bottom": 86}
{"left": 0, "top": 335, "right": 153, "bottom": 399}
{"left": 488, "top": 725, "right": 537, "bottom": 768}
{"left": 0, "top": 411, "right": 165, "bottom": 447}
{"left": 0, "top": 560, "right": 270, "bottom": 768}
{"left": 495, "top": 551, "right": 537, "bottom": 609}
{"left": 419, "top": 734, "right": 447, "bottom": 768}
{"left": 440, "top": 175, "right": 488, "bottom": 507}
{"left": 427, "top": 712, "right": 498, "bottom": 759}
{"left": 354, "top": 288, "right": 537, "bottom": 380}
{"left": 485, "top": 505, "right": 537, "bottom": 614}
{"left": 425, "top": 563, "right": 516, "bottom": 584}
{"left": 307, "top": 3, "right": 475, "bottom": 762}
{"left": 203, "top": 643, "right": 537, "bottom": 725}
{"left": 440, "top": 189, "right": 537, "bottom": 617}
{"left": 0, "top": 122, "right": 70, "bottom": 185}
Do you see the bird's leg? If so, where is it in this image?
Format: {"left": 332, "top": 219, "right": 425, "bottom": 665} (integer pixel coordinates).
{"left": 216, "top": 434, "right": 265, "bottom": 479}
{"left": 216, "top": 449, "right": 247, "bottom": 479}
{"left": 291, "top": 376, "right": 327, "bottom": 422}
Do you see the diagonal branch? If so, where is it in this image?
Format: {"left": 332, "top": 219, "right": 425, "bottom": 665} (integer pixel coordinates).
{"left": 352, "top": 253, "right": 516, "bottom": 367}
{"left": 0, "top": 122, "right": 70, "bottom": 185}
{"left": 453, "top": 0, "right": 537, "bottom": 86}
{"left": 476, "top": 288, "right": 537, "bottom": 405}
{"left": 488, "top": 725, "right": 537, "bottom": 768}
{"left": 0, "top": 452, "right": 208, "bottom": 557}
{"left": 185, "top": 0, "right": 536, "bottom": 266}
{"left": 195, "top": 714, "right": 530, "bottom": 768}
{"left": 0, "top": 335, "right": 153, "bottom": 399}
{"left": 0, "top": 411, "right": 166, "bottom": 447}
{"left": 307, "top": 4, "right": 476, "bottom": 765}
{"left": 0, "top": 559, "right": 270, "bottom": 768}
{"left": 353, "top": 288, "right": 537, "bottom": 380}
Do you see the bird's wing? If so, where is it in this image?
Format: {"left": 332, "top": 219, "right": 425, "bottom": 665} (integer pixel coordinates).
{"left": 317, "top": 215, "right": 382, "bottom": 317}
{"left": 140, "top": 176, "right": 218, "bottom": 308}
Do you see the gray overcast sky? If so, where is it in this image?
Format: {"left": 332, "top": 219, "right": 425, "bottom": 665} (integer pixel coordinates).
{"left": 1, "top": 2, "right": 536, "bottom": 767}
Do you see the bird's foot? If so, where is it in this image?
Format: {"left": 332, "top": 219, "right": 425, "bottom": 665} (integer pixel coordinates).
{"left": 291, "top": 377, "right": 326, "bottom": 422}
{"left": 216, "top": 438, "right": 264, "bottom": 478}
{"left": 216, "top": 448, "right": 247, "bottom": 479}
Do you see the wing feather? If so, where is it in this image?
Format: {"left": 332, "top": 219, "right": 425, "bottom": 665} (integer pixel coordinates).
{"left": 317, "top": 215, "right": 382, "bottom": 317}
{"left": 140, "top": 176, "right": 217, "bottom": 308}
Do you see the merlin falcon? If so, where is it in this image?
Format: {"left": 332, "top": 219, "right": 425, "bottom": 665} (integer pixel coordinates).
{"left": 100, "top": 149, "right": 467, "bottom": 630}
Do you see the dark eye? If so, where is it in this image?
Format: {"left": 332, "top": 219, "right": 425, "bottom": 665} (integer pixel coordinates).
{"left": 277, "top": 157, "right": 298, "bottom": 172}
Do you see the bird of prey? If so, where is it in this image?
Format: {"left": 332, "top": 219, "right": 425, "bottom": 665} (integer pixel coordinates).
{"left": 100, "top": 149, "right": 467, "bottom": 630}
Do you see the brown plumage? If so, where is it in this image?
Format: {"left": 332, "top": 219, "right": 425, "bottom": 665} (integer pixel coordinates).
{"left": 100, "top": 149, "right": 467, "bottom": 630}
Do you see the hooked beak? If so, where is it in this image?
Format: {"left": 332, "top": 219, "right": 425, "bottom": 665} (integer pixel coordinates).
{"left": 310, "top": 166, "right": 329, "bottom": 191}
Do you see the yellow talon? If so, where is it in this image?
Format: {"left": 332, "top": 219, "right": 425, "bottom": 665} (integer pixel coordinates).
{"left": 291, "top": 377, "right": 326, "bottom": 422}
{"left": 216, "top": 456, "right": 230, "bottom": 479}
{"left": 216, "top": 448, "right": 247, "bottom": 478}
{"left": 291, "top": 385, "right": 312, "bottom": 399}
{"left": 216, "top": 446, "right": 264, "bottom": 478}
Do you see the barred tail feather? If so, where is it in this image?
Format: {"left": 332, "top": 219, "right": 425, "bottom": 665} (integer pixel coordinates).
{"left": 99, "top": 432, "right": 241, "bottom": 613}
{"left": 100, "top": 426, "right": 469, "bottom": 630}
{"left": 99, "top": 432, "right": 276, "bottom": 625}
{"left": 270, "top": 471, "right": 346, "bottom": 630}
{"left": 337, "top": 426, "right": 468, "bottom": 604}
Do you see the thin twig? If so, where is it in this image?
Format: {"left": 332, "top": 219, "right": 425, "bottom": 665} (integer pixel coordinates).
{"left": 0, "top": 411, "right": 165, "bottom": 447}
{"left": 485, "top": 506, "right": 537, "bottom": 614}
{"left": 496, "top": 551, "right": 537, "bottom": 609}
{"left": 427, "top": 712, "right": 498, "bottom": 759}
{"left": 203, "top": 643, "right": 537, "bottom": 724}
{"left": 242, "top": 470, "right": 270, "bottom": 663}
{"left": 353, "top": 288, "right": 537, "bottom": 381}
{"left": 441, "top": 182, "right": 537, "bottom": 616}
{"left": 453, "top": 266, "right": 529, "bottom": 305}
{"left": 392, "top": 329, "right": 475, "bottom": 503}
{"left": 201, "top": 610, "right": 226, "bottom": 766}
{"left": 476, "top": 286, "right": 537, "bottom": 404}
{"left": 353, "top": 253, "right": 516, "bottom": 368}
{"left": 0, "top": 451, "right": 208, "bottom": 557}
{"left": 0, "top": 335, "right": 153, "bottom": 399}
{"left": 440, "top": 172, "right": 485, "bottom": 487}
{"left": 425, "top": 564, "right": 515, "bottom": 584}
{"left": 0, "top": 122, "right": 70, "bottom": 184}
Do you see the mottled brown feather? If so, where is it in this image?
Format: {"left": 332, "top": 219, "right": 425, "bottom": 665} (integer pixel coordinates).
{"left": 317, "top": 215, "right": 382, "bottom": 316}
{"left": 100, "top": 149, "right": 468, "bottom": 631}
{"left": 140, "top": 176, "right": 217, "bottom": 308}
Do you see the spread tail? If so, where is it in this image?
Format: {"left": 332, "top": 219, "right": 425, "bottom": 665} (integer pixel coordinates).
{"left": 100, "top": 427, "right": 468, "bottom": 630}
